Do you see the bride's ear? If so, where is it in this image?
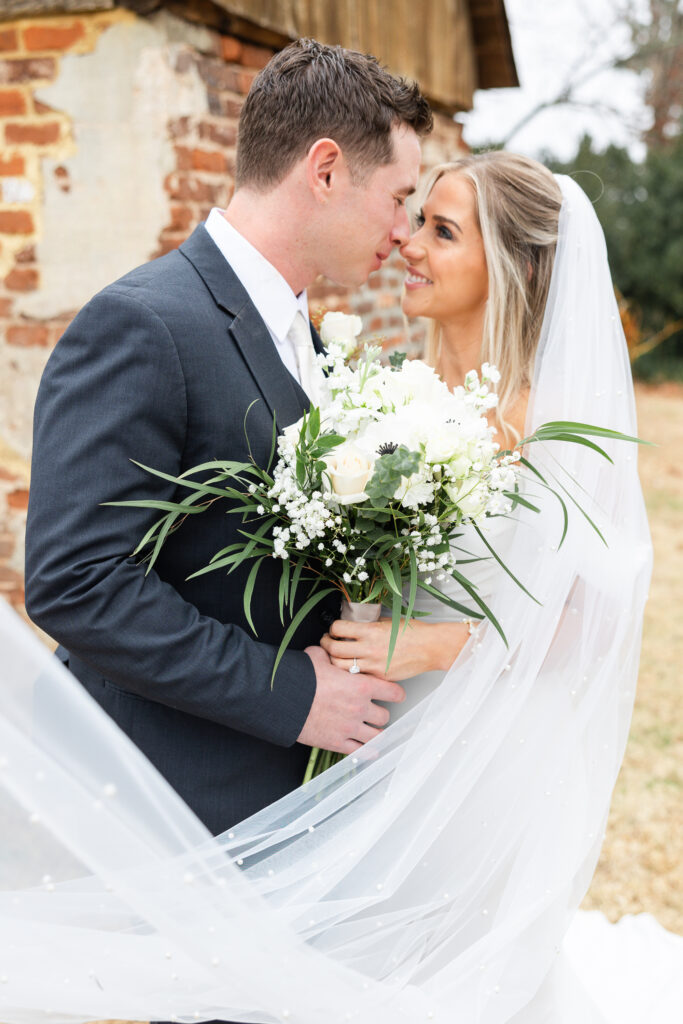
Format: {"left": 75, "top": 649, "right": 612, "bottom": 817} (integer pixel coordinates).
{"left": 306, "top": 138, "right": 344, "bottom": 202}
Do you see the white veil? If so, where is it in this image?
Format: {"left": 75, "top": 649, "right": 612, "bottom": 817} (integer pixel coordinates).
{"left": 0, "top": 176, "right": 656, "bottom": 1024}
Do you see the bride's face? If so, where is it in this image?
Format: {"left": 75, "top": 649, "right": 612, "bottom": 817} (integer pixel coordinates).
{"left": 400, "top": 173, "right": 488, "bottom": 327}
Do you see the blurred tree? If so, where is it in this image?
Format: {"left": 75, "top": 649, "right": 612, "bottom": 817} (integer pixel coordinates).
{"left": 624, "top": 0, "right": 683, "bottom": 148}
{"left": 500, "top": 0, "right": 682, "bottom": 151}
{"left": 548, "top": 133, "right": 683, "bottom": 377}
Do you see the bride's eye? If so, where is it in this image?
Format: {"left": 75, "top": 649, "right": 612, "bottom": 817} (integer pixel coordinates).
{"left": 436, "top": 224, "right": 454, "bottom": 241}
{"left": 413, "top": 211, "right": 425, "bottom": 229}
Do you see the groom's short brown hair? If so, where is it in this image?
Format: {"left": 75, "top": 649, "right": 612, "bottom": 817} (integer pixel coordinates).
{"left": 236, "top": 38, "right": 432, "bottom": 190}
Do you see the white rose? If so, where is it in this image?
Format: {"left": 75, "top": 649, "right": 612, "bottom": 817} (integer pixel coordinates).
{"left": 446, "top": 477, "right": 489, "bottom": 518}
{"left": 281, "top": 417, "right": 304, "bottom": 447}
{"left": 448, "top": 454, "right": 472, "bottom": 479}
{"left": 320, "top": 312, "right": 363, "bottom": 357}
{"left": 324, "top": 443, "right": 375, "bottom": 504}
{"left": 425, "top": 424, "right": 465, "bottom": 464}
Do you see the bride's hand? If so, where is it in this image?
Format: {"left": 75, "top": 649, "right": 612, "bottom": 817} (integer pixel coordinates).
{"left": 320, "top": 618, "right": 471, "bottom": 681}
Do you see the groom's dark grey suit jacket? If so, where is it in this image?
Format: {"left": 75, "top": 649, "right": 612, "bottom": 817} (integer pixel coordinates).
{"left": 25, "top": 225, "right": 339, "bottom": 836}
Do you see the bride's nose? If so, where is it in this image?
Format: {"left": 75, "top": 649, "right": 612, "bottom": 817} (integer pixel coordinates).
{"left": 400, "top": 233, "right": 424, "bottom": 261}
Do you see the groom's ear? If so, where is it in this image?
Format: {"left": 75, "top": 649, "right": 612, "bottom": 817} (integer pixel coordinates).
{"left": 306, "top": 138, "right": 343, "bottom": 201}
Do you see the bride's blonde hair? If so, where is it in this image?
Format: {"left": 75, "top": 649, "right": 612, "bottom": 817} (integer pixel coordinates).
{"left": 421, "top": 152, "right": 562, "bottom": 439}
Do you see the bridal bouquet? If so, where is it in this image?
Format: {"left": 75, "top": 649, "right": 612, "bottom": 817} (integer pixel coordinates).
{"left": 109, "top": 314, "right": 642, "bottom": 779}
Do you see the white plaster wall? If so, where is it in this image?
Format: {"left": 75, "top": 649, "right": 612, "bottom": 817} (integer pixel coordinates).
{"left": 15, "top": 17, "right": 208, "bottom": 320}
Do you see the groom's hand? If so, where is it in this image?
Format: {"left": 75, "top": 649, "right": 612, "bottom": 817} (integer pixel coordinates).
{"left": 297, "top": 646, "right": 406, "bottom": 754}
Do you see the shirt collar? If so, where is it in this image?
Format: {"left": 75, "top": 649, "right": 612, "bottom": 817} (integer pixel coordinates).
{"left": 204, "top": 208, "right": 309, "bottom": 341}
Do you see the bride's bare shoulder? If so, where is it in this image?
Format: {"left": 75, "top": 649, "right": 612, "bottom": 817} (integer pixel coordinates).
{"left": 492, "top": 388, "right": 530, "bottom": 452}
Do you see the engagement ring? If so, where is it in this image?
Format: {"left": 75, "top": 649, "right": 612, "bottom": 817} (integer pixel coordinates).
{"left": 349, "top": 657, "right": 360, "bottom": 674}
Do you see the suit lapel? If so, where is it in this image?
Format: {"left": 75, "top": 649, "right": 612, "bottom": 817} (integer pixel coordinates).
{"left": 179, "top": 225, "right": 310, "bottom": 429}
{"left": 228, "top": 302, "right": 310, "bottom": 429}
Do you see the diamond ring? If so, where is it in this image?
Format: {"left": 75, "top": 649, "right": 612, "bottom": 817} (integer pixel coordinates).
{"left": 349, "top": 657, "right": 360, "bottom": 674}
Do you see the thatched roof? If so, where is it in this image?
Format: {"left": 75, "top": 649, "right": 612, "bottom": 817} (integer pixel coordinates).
{"left": 0, "top": 0, "right": 518, "bottom": 111}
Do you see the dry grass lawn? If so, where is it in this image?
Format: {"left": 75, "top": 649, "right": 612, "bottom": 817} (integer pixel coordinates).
{"left": 581, "top": 382, "right": 683, "bottom": 933}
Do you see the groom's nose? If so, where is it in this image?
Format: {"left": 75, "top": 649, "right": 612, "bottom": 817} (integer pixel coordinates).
{"left": 390, "top": 204, "right": 411, "bottom": 248}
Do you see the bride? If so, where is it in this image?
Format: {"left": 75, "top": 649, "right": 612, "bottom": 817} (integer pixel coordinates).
{"left": 0, "top": 154, "right": 681, "bottom": 1024}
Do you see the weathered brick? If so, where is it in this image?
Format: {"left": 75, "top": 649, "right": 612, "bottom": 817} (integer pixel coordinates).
{"left": 220, "top": 37, "right": 242, "bottom": 63}
{"left": 0, "top": 29, "right": 19, "bottom": 53}
{"left": 0, "top": 565, "right": 22, "bottom": 589}
{"left": 207, "top": 93, "right": 243, "bottom": 119}
{"left": 0, "top": 532, "right": 15, "bottom": 559}
{"left": 0, "top": 154, "right": 24, "bottom": 176}
{"left": 7, "top": 323, "right": 49, "bottom": 346}
{"left": 198, "top": 120, "right": 237, "bottom": 147}
{"left": 52, "top": 164, "right": 71, "bottom": 192}
{"left": 5, "top": 121, "right": 61, "bottom": 145}
{"left": 239, "top": 44, "right": 272, "bottom": 70}
{"left": 23, "top": 22, "right": 85, "bottom": 53}
{"left": 15, "top": 244, "right": 36, "bottom": 263}
{"left": 174, "top": 145, "right": 192, "bottom": 171}
{"left": 33, "top": 98, "right": 56, "bottom": 115}
{"left": 164, "top": 174, "right": 224, "bottom": 204}
{"left": 168, "top": 116, "right": 191, "bottom": 139}
{"left": 168, "top": 204, "right": 193, "bottom": 232}
{"left": 0, "top": 88, "right": 27, "bottom": 116}
{"left": 154, "top": 235, "right": 184, "bottom": 257}
{"left": 0, "top": 58, "right": 56, "bottom": 84}
{"left": 49, "top": 323, "right": 69, "bottom": 345}
{"left": 196, "top": 58, "right": 240, "bottom": 92}
{"left": 0, "top": 209, "right": 33, "bottom": 234}
{"left": 0, "top": 297, "right": 13, "bottom": 316}
{"left": 191, "top": 148, "right": 227, "bottom": 173}
{"left": 5, "top": 267, "right": 39, "bottom": 291}
{"left": 6, "top": 488, "right": 29, "bottom": 510}
{"left": 237, "top": 70, "right": 257, "bottom": 94}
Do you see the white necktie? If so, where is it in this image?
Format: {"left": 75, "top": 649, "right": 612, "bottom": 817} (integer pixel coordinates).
{"left": 287, "top": 311, "right": 320, "bottom": 404}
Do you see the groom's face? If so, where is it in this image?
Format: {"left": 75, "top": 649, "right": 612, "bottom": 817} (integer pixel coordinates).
{"left": 319, "top": 125, "right": 421, "bottom": 287}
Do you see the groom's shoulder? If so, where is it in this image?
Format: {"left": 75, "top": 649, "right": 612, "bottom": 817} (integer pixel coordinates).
{"left": 87, "top": 225, "right": 217, "bottom": 323}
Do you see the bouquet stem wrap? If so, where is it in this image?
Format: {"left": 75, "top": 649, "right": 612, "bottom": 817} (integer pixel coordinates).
{"left": 303, "top": 599, "right": 383, "bottom": 784}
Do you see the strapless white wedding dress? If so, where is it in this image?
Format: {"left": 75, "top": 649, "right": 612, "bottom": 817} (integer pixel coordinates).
{"left": 384, "top": 517, "right": 683, "bottom": 1024}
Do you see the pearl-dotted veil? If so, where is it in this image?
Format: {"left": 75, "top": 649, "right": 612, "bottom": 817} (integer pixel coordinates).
{"left": 0, "top": 176, "right": 651, "bottom": 1023}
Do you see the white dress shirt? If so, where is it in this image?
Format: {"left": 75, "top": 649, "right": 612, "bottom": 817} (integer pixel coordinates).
{"left": 204, "top": 208, "right": 309, "bottom": 383}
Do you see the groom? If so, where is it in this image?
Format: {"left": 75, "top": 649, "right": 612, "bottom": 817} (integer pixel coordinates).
{"left": 25, "top": 40, "right": 432, "bottom": 838}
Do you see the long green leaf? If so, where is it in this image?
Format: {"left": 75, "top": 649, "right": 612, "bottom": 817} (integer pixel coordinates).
{"left": 405, "top": 548, "right": 418, "bottom": 626}
{"left": 278, "top": 558, "right": 290, "bottom": 626}
{"left": 242, "top": 399, "right": 260, "bottom": 464}
{"left": 415, "top": 580, "right": 481, "bottom": 621}
{"left": 244, "top": 556, "right": 267, "bottom": 635}
{"left": 271, "top": 587, "right": 336, "bottom": 685}
{"left": 177, "top": 459, "right": 255, "bottom": 478}
{"left": 104, "top": 499, "right": 208, "bottom": 514}
{"left": 266, "top": 412, "right": 278, "bottom": 473}
{"left": 379, "top": 558, "right": 403, "bottom": 598}
{"left": 553, "top": 477, "right": 608, "bottom": 546}
{"left": 472, "top": 524, "right": 540, "bottom": 607}
{"left": 502, "top": 491, "right": 541, "bottom": 513}
{"left": 529, "top": 420, "right": 649, "bottom": 445}
{"left": 386, "top": 585, "right": 403, "bottom": 674}
{"left": 442, "top": 567, "right": 509, "bottom": 644}
{"left": 532, "top": 433, "right": 615, "bottom": 463}
{"left": 289, "top": 559, "right": 305, "bottom": 614}
{"left": 129, "top": 460, "right": 244, "bottom": 499}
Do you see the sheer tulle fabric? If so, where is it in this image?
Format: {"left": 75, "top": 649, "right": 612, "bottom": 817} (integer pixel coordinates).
{"left": 0, "top": 177, "right": 673, "bottom": 1024}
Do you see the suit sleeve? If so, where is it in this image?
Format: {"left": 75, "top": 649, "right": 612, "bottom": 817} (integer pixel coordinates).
{"left": 24, "top": 286, "right": 316, "bottom": 746}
